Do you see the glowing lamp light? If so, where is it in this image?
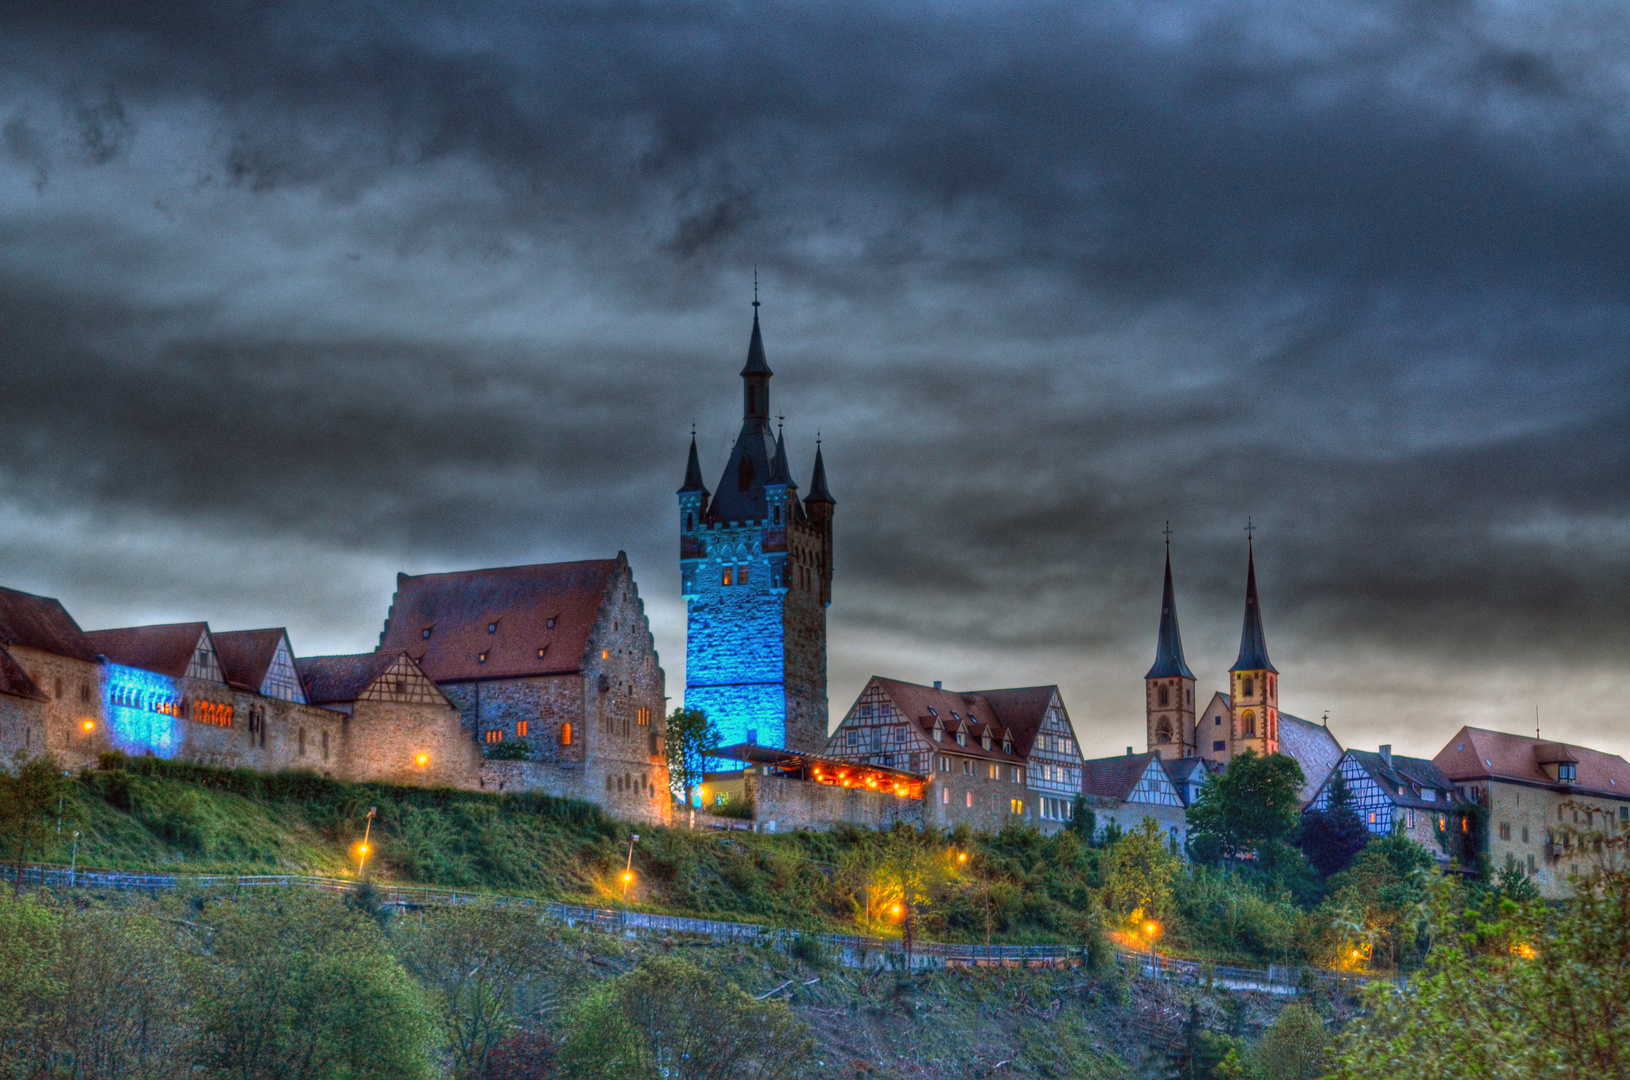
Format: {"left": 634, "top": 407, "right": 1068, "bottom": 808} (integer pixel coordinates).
{"left": 957, "top": 852, "right": 968, "bottom": 863}
{"left": 359, "top": 844, "right": 370, "bottom": 856}
{"left": 415, "top": 753, "right": 429, "bottom": 766}
{"left": 890, "top": 904, "right": 902, "bottom": 915}
{"left": 81, "top": 720, "right": 95, "bottom": 732}
{"left": 622, "top": 871, "right": 633, "bottom": 884}
{"left": 1144, "top": 921, "right": 1161, "bottom": 940}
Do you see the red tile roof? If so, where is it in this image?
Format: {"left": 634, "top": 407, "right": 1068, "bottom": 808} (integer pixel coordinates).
{"left": 85, "top": 623, "right": 208, "bottom": 679}
{"left": 377, "top": 558, "right": 621, "bottom": 682}
{"left": 1082, "top": 752, "right": 1161, "bottom": 802}
{"left": 869, "top": 677, "right": 1026, "bottom": 763}
{"left": 974, "top": 685, "right": 1064, "bottom": 757}
{"left": 1434, "top": 725, "right": 1630, "bottom": 800}
{"left": 298, "top": 652, "right": 407, "bottom": 704}
{"left": 213, "top": 629, "right": 296, "bottom": 694}
{"left": 0, "top": 645, "right": 48, "bottom": 701}
{"left": 0, "top": 586, "right": 100, "bottom": 663}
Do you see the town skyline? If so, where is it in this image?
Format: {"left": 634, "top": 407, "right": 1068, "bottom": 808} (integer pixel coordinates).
{"left": 1, "top": 1, "right": 1626, "bottom": 766}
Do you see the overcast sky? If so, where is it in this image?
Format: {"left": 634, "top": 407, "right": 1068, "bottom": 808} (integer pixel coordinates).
{"left": 2, "top": 0, "right": 1627, "bottom": 763}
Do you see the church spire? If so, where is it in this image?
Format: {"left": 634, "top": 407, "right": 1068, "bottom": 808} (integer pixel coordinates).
{"left": 1230, "top": 539, "right": 1277, "bottom": 674}
{"left": 1145, "top": 545, "right": 1194, "bottom": 679}
{"left": 678, "top": 431, "right": 709, "bottom": 496}
{"left": 770, "top": 425, "right": 792, "bottom": 484}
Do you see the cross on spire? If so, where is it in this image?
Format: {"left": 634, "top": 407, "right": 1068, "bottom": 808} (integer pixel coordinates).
{"left": 1244, "top": 517, "right": 1255, "bottom": 543}
{"left": 753, "top": 264, "right": 759, "bottom": 308}
{"left": 1162, "top": 521, "right": 1173, "bottom": 548}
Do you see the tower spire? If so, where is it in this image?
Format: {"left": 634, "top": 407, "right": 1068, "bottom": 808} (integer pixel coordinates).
{"left": 1230, "top": 538, "right": 1277, "bottom": 674}
{"left": 740, "top": 298, "right": 771, "bottom": 421}
{"left": 1145, "top": 539, "right": 1194, "bottom": 679}
{"left": 678, "top": 431, "right": 709, "bottom": 496}
{"left": 806, "top": 438, "right": 834, "bottom": 505}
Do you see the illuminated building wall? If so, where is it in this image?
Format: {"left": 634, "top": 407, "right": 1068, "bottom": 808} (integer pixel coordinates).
{"left": 104, "top": 663, "right": 184, "bottom": 760}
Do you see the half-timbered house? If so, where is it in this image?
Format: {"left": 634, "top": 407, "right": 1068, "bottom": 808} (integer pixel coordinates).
{"left": 1306, "top": 745, "right": 1464, "bottom": 862}
{"left": 1081, "top": 749, "right": 1189, "bottom": 850}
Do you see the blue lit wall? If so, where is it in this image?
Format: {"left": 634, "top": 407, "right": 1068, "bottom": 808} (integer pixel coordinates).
{"left": 683, "top": 523, "right": 788, "bottom": 755}
{"left": 104, "top": 664, "right": 183, "bottom": 759}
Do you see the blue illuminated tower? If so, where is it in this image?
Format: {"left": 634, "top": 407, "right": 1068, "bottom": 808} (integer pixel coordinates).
{"left": 680, "top": 303, "right": 833, "bottom": 753}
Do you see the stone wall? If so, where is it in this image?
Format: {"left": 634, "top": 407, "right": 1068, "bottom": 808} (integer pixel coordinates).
{"left": 1481, "top": 780, "right": 1630, "bottom": 899}
{"left": 921, "top": 754, "right": 1034, "bottom": 833}
{"left": 345, "top": 699, "right": 484, "bottom": 788}
{"left": 1081, "top": 797, "right": 1189, "bottom": 852}
{"left": 8, "top": 647, "right": 104, "bottom": 763}
{"left": 684, "top": 522, "right": 789, "bottom": 749}
{"left": 780, "top": 557, "right": 829, "bottom": 753}
{"left": 746, "top": 770, "right": 921, "bottom": 833}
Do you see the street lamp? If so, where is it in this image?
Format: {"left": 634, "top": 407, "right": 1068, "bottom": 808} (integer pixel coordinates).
{"left": 357, "top": 807, "right": 377, "bottom": 880}
{"left": 1144, "top": 920, "right": 1161, "bottom": 979}
{"left": 69, "top": 831, "right": 79, "bottom": 888}
{"left": 622, "top": 834, "right": 640, "bottom": 905}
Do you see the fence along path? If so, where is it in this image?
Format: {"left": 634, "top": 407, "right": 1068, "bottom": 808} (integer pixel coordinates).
{"left": 0, "top": 861, "right": 1368, "bottom": 994}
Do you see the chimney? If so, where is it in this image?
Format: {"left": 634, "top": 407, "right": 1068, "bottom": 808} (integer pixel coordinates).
{"left": 1127, "top": 746, "right": 1134, "bottom": 756}
{"left": 1379, "top": 744, "right": 1392, "bottom": 768}
{"left": 933, "top": 681, "right": 942, "bottom": 691}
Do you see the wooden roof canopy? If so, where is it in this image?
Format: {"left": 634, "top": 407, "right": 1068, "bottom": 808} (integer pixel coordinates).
{"left": 714, "top": 744, "right": 925, "bottom": 799}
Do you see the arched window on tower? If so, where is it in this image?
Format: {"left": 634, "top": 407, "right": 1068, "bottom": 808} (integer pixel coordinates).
{"left": 1157, "top": 685, "right": 1169, "bottom": 707}
{"left": 1242, "top": 711, "right": 1256, "bottom": 737}
{"left": 1242, "top": 677, "right": 1254, "bottom": 698}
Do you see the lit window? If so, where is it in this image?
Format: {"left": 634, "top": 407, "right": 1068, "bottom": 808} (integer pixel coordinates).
{"left": 602, "top": 649, "right": 609, "bottom": 659}
{"left": 560, "top": 723, "right": 572, "bottom": 745}
{"left": 478, "top": 651, "right": 488, "bottom": 664}
{"left": 722, "top": 568, "right": 734, "bottom": 586}
{"left": 1010, "top": 799, "right": 1023, "bottom": 815}
{"left": 942, "top": 788, "right": 949, "bottom": 804}
{"left": 965, "top": 791, "right": 972, "bottom": 807}
{"left": 486, "top": 730, "right": 502, "bottom": 744}
{"left": 517, "top": 720, "right": 529, "bottom": 738}
{"left": 988, "top": 763, "right": 998, "bottom": 779}
{"left": 537, "top": 647, "right": 548, "bottom": 658}
{"left": 637, "top": 707, "right": 650, "bottom": 726}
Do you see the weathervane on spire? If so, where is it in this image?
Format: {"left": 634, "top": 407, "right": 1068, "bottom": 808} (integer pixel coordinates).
{"left": 753, "top": 264, "right": 759, "bottom": 308}
{"left": 1244, "top": 517, "right": 1255, "bottom": 544}
{"left": 1162, "top": 521, "right": 1173, "bottom": 549}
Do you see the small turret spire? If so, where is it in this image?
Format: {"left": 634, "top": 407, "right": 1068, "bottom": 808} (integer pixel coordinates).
{"left": 678, "top": 432, "right": 709, "bottom": 496}
{"left": 770, "top": 424, "right": 792, "bottom": 484}
{"left": 806, "top": 438, "right": 834, "bottom": 505}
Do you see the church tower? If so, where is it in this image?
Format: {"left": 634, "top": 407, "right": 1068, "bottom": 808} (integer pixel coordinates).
{"left": 1228, "top": 536, "right": 1279, "bottom": 759}
{"left": 1145, "top": 536, "right": 1196, "bottom": 760}
{"left": 679, "top": 302, "right": 834, "bottom": 754}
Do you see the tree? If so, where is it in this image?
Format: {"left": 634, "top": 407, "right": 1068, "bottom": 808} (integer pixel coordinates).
{"left": 1297, "top": 806, "right": 1370, "bottom": 877}
{"left": 1100, "top": 817, "right": 1180, "bottom": 925}
{"left": 193, "top": 891, "right": 440, "bottom": 1080}
{"left": 1317, "top": 835, "right": 1438, "bottom": 970}
{"left": 1250, "top": 1003, "right": 1331, "bottom": 1080}
{"left": 664, "top": 707, "right": 718, "bottom": 813}
{"left": 558, "top": 956, "right": 811, "bottom": 1080}
{"left": 0, "top": 753, "right": 73, "bottom": 894}
{"left": 1186, "top": 751, "right": 1305, "bottom": 861}
{"left": 395, "top": 906, "right": 575, "bottom": 1080}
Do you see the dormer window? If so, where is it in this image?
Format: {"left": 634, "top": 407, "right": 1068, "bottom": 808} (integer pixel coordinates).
{"left": 478, "top": 651, "right": 488, "bottom": 664}
{"left": 956, "top": 730, "right": 967, "bottom": 747}
{"left": 1003, "top": 738, "right": 1012, "bottom": 755}
{"left": 951, "top": 712, "right": 960, "bottom": 721}
{"left": 1559, "top": 763, "right": 1577, "bottom": 782}
{"left": 488, "top": 622, "right": 498, "bottom": 634}
{"left": 928, "top": 707, "right": 937, "bottom": 717}
{"left": 932, "top": 726, "right": 943, "bottom": 743}
{"left": 537, "top": 646, "right": 548, "bottom": 659}
{"left": 981, "top": 733, "right": 992, "bottom": 751}
{"left": 422, "top": 627, "right": 433, "bottom": 640}
{"left": 546, "top": 617, "right": 556, "bottom": 630}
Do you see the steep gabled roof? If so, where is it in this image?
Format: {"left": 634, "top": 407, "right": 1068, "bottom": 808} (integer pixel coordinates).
{"left": 678, "top": 435, "right": 710, "bottom": 498}
{"left": 86, "top": 623, "right": 211, "bottom": 680}
{"left": 1145, "top": 550, "right": 1195, "bottom": 680}
{"left": 707, "top": 420, "right": 781, "bottom": 524}
{"left": 974, "top": 685, "right": 1067, "bottom": 758}
{"left": 1434, "top": 726, "right": 1630, "bottom": 800}
{"left": 297, "top": 651, "right": 450, "bottom": 707}
{"left": 0, "top": 585, "right": 100, "bottom": 663}
{"left": 0, "top": 645, "right": 47, "bottom": 701}
{"left": 869, "top": 677, "right": 1027, "bottom": 764}
{"left": 378, "top": 557, "right": 622, "bottom": 682}
{"left": 806, "top": 443, "right": 834, "bottom": 505}
{"left": 1279, "top": 712, "right": 1343, "bottom": 802}
{"left": 1082, "top": 751, "right": 1164, "bottom": 802}
{"left": 213, "top": 629, "right": 302, "bottom": 696}
{"left": 1230, "top": 546, "right": 1277, "bottom": 674}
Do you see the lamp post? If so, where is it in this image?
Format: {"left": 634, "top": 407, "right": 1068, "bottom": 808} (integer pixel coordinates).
{"left": 621, "top": 834, "right": 639, "bottom": 908}
{"left": 69, "top": 831, "right": 79, "bottom": 889}
{"left": 357, "top": 807, "right": 377, "bottom": 881}
{"left": 1144, "top": 920, "right": 1161, "bottom": 979}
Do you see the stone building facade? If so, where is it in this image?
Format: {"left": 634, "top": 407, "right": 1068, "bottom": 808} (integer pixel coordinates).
{"left": 376, "top": 553, "right": 671, "bottom": 825}
{"left": 1081, "top": 750, "right": 1190, "bottom": 850}
{"left": 679, "top": 305, "right": 835, "bottom": 755}
{"left": 1434, "top": 725, "right": 1630, "bottom": 899}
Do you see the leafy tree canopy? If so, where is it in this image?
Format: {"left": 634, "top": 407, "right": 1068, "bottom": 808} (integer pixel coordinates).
{"left": 665, "top": 707, "right": 719, "bottom": 808}
{"left": 1186, "top": 751, "right": 1305, "bottom": 861}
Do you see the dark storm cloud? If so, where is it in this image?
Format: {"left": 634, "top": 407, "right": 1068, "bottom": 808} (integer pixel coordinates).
{"left": 0, "top": 0, "right": 1627, "bottom": 750}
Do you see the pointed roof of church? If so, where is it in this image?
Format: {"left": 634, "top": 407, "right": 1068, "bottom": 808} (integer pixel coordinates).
{"left": 740, "top": 308, "right": 772, "bottom": 376}
{"left": 1145, "top": 549, "right": 1194, "bottom": 679}
{"left": 678, "top": 434, "right": 709, "bottom": 496}
{"left": 1230, "top": 545, "right": 1277, "bottom": 673}
{"left": 806, "top": 442, "right": 834, "bottom": 505}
